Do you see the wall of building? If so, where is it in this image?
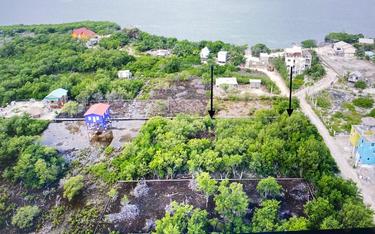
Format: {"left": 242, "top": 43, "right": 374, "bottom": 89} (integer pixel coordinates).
{"left": 356, "top": 137, "right": 375, "bottom": 165}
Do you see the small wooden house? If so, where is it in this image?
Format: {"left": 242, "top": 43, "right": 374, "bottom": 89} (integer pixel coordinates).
{"left": 44, "top": 88, "right": 68, "bottom": 108}
{"left": 84, "top": 103, "right": 111, "bottom": 130}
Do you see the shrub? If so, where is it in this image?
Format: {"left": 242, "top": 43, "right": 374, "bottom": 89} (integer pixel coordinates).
{"left": 368, "top": 108, "right": 375, "bottom": 118}
{"left": 61, "top": 101, "right": 80, "bottom": 117}
{"left": 63, "top": 175, "right": 84, "bottom": 201}
{"left": 316, "top": 92, "right": 331, "bottom": 109}
{"left": 0, "top": 189, "right": 15, "bottom": 226}
{"left": 256, "top": 176, "right": 282, "bottom": 198}
{"left": 353, "top": 97, "right": 373, "bottom": 108}
{"left": 354, "top": 81, "right": 367, "bottom": 90}
{"left": 11, "top": 205, "right": 40, "bottom": 229}
{"left": 104, "top": 145, "right": 115, "bottom": 156}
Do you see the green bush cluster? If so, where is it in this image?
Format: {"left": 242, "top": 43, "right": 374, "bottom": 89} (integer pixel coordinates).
{"left": 11, "top": 205, "right": 40, "bottom": 229}
{"left": 353, "top": 97, "right": 373, "bottom": 108}
{"left": 0, "top": 115, "right": 65, "bottom": 189}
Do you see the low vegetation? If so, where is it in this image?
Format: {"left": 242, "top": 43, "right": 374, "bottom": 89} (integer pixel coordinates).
{"left": 0, "top": 115, "right": 65, "bottom": 189}
{"left": 353, "top": 97, "right": 374, "bottom": 109}
{"left": 11, "top": 205, "right": 41, "bottom": 229}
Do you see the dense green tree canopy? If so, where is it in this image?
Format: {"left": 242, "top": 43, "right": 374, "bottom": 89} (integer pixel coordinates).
{"left": 251, "top": 43, "right": 271, "bottom": 57}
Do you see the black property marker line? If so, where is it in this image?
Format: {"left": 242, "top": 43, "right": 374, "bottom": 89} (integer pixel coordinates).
{"left": 287, "top": 66, "right": 294, "bottom": 116}
{"left": 208, "top": 65, "right": 215, "bottom": 119}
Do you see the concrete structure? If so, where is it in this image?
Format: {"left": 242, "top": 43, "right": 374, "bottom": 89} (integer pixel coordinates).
{"left": 333, "top": 41, "right": 356, "bottom": 57}
{"left": 200, "top": 47, "right": 210, "bottom": 62}
{"left": 350, "top": 117, "right": 375, "bottom": 165}
{"left": 248, "top": 56, "right": 260, "bottom": 66}
{"left": 284, "top": 45, "right": 312, "bottom": 75}
{"left": 117, "top": 70, "right": 132, "bottom": 79}
{"left": 72, "top": 28, "right": 97, "bottom": 40}
{"left": 348, "top": 71, "right": 363, "bottom": 83}
{"left": 84, "top": 103, "right": 111, "bottom": 131}
{"left": 217, "top": 51, "right": 228, "bottom": 64}
{"left": 215, "top": 77, "right": 238, "bottom": 87}
{"left": 359, "top": 38, "right": 374, "bottom": 45}
{"left": 156, "top": 49, "right": 171, "bottom": 56}
{"left": 86, "top": 37, "right": 99, "bottom": 48}
{"left": 250, "top": 79, "right": 262, "bottom": 89}
{"left": 43, "top": 88, "right": 68, "bottom": 108}
{"left": 259, "top": 53, "right": 270, "bottom": 65}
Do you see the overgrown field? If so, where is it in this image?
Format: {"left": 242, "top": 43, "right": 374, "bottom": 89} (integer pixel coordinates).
{"left": 0, "top": 21, "right": 246, "bottom": 107}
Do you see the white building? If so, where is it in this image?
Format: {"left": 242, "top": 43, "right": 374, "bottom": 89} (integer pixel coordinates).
{"left": 250, "top": 79, "right": 262, "bottom": 89}
{"left": 217, "top": 51, "right": 228, "bottom": 64}
{"left": 259, "top": 53, "right": 270, "bottom": 65}
{"left": 359, "top": 38, "right": 374, "bottom": 45}
{"left": 117, "top": 70, "right": 132, "bottom": 79}
{"left": 215, "top": 77, "right": 238, "bottom": 87}
{"left": 284, "top": 45, "right": 312, "bottom": 75}
{"left": 200, "top": 47, "right": 210, "bottom": 62}
{"left": 156, "top": 49, "right": 171, "bottom": 56}
{"left": 333, "top": 41, "right": 356, "bottom": 57}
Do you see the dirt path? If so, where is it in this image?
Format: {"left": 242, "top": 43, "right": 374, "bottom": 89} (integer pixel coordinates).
{"left": 257, "top": 68, "right": 289, "bottom": 97}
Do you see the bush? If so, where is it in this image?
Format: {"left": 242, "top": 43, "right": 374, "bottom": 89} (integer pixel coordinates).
{"left": 354, "top": 81, "right": 367, "bottom": 90}
{"left": 368, "top": 108, "right": 375, "bottom": 118}
{"left": 61, "top": 101, "right": 80, "bottom": 117}
{"left": 316, "top": 93, "right": 331, "bottom": 109}
{"left": 256, "top": 176, "right": 282, "bottom": 199}
{"left": 63, "top": 175, "right": 84, "bottom": 201}
{"left": 11, "top": 205, "right": 40, "bottom": 229}
{"left": 0, "top": 189, "right": 15, "bottom": 226}
{"left": 353, "top": 97, "right": 373, "bottom": 108}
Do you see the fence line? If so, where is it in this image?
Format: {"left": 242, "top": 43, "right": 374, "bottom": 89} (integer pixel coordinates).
{"left": 117, "top": 177, "right": 306, "bottom": 183}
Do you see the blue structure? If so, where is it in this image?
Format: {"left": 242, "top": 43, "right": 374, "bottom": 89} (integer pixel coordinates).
{"left": 83, "top": 103, "right": 111, "bottom": 131}
{"left": 350, "top": 117, "right": 375, "bottom": 166}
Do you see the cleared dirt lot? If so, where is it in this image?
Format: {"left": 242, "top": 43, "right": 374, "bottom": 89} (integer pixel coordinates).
{"left": 0, "top": 100, "right": 58, "bottom": 120}
{"left": 318, "top": 46, "right": 375, "bottom": 85}
{"left": 41, "top": 120, "right": 145, "bottom": 151}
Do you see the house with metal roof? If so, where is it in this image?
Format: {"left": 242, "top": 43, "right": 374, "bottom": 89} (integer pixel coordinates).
{"left": 350, "top": 117, "right": 375, "bottom": 166}
{"left": 84, "top": 103, "right": 111, "bottom": 130}
{"left": 44, "top": 88, "right": 68, "bottom": 108}
{"left": 72, "top": 27, "right": 97, "bottom": 40}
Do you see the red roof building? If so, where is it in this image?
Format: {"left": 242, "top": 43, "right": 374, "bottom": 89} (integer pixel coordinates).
{"left": 84, "top": 103, "right": 111, "bottom": 130}
{"left": 72, "top": 27, "right": 97, "bottom": 40}
{"left": 84, "top": 103, "right": 110, "bottom": 116}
